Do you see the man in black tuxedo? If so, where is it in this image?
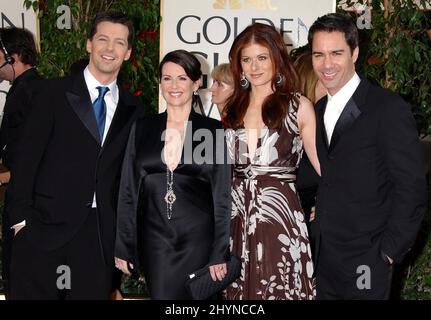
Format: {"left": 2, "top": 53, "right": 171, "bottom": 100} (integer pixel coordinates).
{"left": 0, "top": 27, "right": 42, "bottom": 299}
{"left": 7, "top": 11, "right": 144, "bottom": 299}
{"left": 308, "top": 13, "right": 427, "bottom": 299}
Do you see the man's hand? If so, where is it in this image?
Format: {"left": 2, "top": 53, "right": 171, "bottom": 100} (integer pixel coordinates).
{"left": 114, "top": 257, "right": 133, "bottom": 275}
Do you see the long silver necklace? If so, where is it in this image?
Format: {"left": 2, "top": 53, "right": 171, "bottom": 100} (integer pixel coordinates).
{"left": 164, "top": 167, "right": 176, "bottom": 219}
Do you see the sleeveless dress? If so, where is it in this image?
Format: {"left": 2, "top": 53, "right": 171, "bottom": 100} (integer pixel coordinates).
{"left": 224, "top": 98, "right": 316, "bottom": 300}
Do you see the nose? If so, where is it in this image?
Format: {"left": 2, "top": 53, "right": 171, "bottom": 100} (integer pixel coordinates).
{"left": 209, "top": 82, "right": 217, "bottom": 92}
{"left": 251, "top": 59, "right": 258, "bottom": 71}
{"left": 323, "top": 55, "right": 333, "bottom": 69}
{"left": 106, "top": 40, "right": 115, "bottom": 51}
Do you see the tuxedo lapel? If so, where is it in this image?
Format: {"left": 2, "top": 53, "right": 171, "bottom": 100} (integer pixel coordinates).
{"left": 101, "top": 88, "right": 138, "bottom": 152}
{"left": 66, "top": 73, "right": 100, "bottom": 144}
{"left": 329, "top": 98, "right": 361, "bottom": 151}
{"left": 327, "top": 79, "right": 370, "bottom": 152}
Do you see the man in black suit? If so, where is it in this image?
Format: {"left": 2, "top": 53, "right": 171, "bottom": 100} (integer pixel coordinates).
{"left": 0, "top": 27, "right": 41, "bottom": 299}
{"left": 308, "top": 13, "right": 427, "bottom": 299}
{"left": 7, "top": 11, "right": 144, "bottom": 299}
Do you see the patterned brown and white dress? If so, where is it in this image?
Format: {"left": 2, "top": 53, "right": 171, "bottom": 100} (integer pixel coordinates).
{"left": 224, "top": 98, "right": 315, "bottom": 300}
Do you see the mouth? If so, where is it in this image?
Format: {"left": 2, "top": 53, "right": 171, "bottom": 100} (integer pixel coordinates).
{"left": 321, "top": 71, "right": 337, "bottom": 81}
{"left": 169, "top": 91, "right": 183, "bottom": 98}
{"left": 249, "top": 73, "right": 263, "bottom": 79}
{"left": 101, "top": 55, "right": 115, "bottom": 61}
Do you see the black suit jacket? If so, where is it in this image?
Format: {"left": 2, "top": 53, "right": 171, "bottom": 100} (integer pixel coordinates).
{"left": 311, "top": 78, "right": 427, "bottom": 269}
{"left": 7, "top": 72, "right": 144, "bottom": 263}
{"left": 0, "top": 68, "right": 42, "bottom": 169}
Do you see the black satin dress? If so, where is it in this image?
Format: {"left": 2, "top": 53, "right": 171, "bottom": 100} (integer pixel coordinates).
{"left": 115, "top": 110, "right": 231, "bottom": 299}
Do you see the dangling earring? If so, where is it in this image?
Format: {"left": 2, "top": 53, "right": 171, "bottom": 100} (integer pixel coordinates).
{"left": 240, "top": 72, "right": 249, "bottom": 89}
{"left": 193, "top": 90, "right": 199, "bottom": 95}
{"left": 275, "top": 73, "right": 284, "bottom": 87}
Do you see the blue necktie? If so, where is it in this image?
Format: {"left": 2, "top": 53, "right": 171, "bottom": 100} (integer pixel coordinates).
{"left": 93, "top": 86, "right": 109, "bottom": 142}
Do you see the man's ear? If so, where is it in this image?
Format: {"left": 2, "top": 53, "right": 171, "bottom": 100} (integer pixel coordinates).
{"left": 86, "top": 39, "right": 92, "bottom": 54}
{"left": 124, "top": 48, "right": 132, "bottom": 61}
{"left": 352, "top": 46, "right": 359, "bottom": 64}
{"left": 10, "top": 53, "right": 19, "bottom": 64}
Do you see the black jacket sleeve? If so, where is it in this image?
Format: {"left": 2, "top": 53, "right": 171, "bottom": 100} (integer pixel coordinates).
{"left": 115, "top": 121, "right": 146, "bottom": 266}
{"left": 379, "top": 93, "right": 427, "bottom": 263}
{"left": 208, "top": 125, "right": 232, "bottom": 265}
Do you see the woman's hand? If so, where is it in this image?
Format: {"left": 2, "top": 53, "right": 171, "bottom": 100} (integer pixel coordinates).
{"left": 115, "top": 257, "right": 133, "bottom": 276}
{"left": 209, "top": 263, "right": 227, "bottom": 281}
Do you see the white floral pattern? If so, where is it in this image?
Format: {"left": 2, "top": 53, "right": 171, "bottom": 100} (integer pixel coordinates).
{"left": 225, "top": 97, "right": 316, "bottom": 300}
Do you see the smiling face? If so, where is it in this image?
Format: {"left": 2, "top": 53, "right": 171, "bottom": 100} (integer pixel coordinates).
{"left": 86, "top": 21, "right": 131, "bottom": 84}
{"left": 160, "top": 61, "right": 200, "bottom": 109}
{"left": 240, "top": 42, "right": 274, "bottom": 90}
{"left": 311, "top": 31, "right": 358, "bottom": 96}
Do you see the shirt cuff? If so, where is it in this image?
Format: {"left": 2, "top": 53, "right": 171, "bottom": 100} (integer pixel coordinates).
{"left": 11, "top": 220, "right": 26, "bottom": 229}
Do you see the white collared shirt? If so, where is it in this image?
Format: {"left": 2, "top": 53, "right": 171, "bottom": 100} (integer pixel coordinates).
{"left": 83, "top": 66, "right": 119, "bottom": 145}
{"left": 324, "top": 72, "right": 361, "bottom": 143}
{"left": 84, "top": 66, "right": 119, "bottom": 208}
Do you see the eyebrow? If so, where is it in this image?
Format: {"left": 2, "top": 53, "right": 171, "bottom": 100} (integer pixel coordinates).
{"left": 241, "top": 52, "right": 270, "bottom": 58}
{"left": 312, "top": 49, "right": 345, "bottom": 54}
{"left": 161, "top": 74, "right": 188, "bottom": 78}
{"left": 96, "top": 34, "right": 127, "bottom": 41}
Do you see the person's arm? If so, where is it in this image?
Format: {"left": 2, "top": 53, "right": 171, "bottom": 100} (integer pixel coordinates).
{"left": 207, "top": 124, "right": 231, "bottom": 280}
{"left": 7, "top": 85, "right": 54, "bottom": 232}
{"left": 297, "top": 95, "right": 321, "bottom": 177}
{"left": 115, "top": 121, "right": 145, "bottom": 275}
{"left": 379, "top": 95, "right": 427, "bottom": 263}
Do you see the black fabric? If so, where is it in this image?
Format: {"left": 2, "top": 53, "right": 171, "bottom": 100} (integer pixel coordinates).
{"left": 296, "top": 153, "right": 319, "bottom": 221}
{"left": 0, "top": 68, "right": 42, "bottom": 167}
{"left": 0, "top": 68, "right": 42, "bottom": 298}
{"left": 9, "top": 210, "right": 114, "bottom": 299}
{"left": 310, "top": 78, "right": 427, "bottom": 299}
{"left": 115, "top": 110, "right": 231, "bottom": 300}
{"left": 315, "top": 240, "right": 393, "bottom": 300}
{"left": 185, "top": 255, "right": 241, "bottom": 300}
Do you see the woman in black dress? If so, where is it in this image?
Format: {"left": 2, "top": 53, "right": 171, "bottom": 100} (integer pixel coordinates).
{"left": 114, "top": 50, "right": 231, "bottom": 299}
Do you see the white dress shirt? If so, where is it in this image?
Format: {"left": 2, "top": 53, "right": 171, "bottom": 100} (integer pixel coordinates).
{"left": 324, "top": 72, "right": 361, "bottom": 143}
{"left": 84, "top": 66, "right": 119, "bottom": 145}
{"left": 84, "top": 67, "right": 119, "bottom": 208}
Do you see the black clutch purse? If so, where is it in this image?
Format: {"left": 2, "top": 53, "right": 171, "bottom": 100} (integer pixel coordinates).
{"left": 185, "top": 255, "right": 241, "bottom": 300}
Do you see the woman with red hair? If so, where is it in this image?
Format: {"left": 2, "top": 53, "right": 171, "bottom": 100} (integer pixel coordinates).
{"left": 223, "top": 23, "right": 320, "bottom": 300}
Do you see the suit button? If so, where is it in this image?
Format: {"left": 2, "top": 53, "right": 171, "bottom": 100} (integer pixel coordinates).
{"left": 327, "top": 155, "right": 334, "bottom": 160}
{"left": 324, "top": 182, "right": 331, "bottom": 187}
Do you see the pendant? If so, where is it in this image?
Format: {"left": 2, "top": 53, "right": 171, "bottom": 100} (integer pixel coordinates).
{"left": 164, "top": 189, "right": 176, "bottom": 205}
{"left": 165, "top": 168, "right": 176, "bottom": 219}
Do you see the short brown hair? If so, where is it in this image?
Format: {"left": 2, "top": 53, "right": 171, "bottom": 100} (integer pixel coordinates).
{"left": 88, "top": 11, "right": 134, "bottom": 49}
